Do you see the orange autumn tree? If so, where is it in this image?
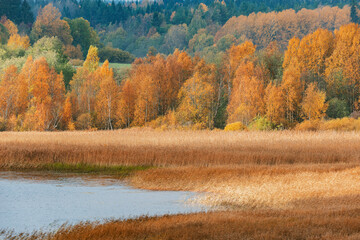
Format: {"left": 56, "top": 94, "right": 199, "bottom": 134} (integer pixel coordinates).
{"left": 265, "top": 82, "right": 285, "bottom": 125}
{"left": 23, "top": 57, "right": 65, "bottom": 131}
{"left": 177, "top": 60, "right": 217, "bottom": 129}
{"left": 131, "top": 61, "right": 159, "bottom": 126}
{"left": 130, "top": 52, "right": 193, "bottom": 126}
{"left": 325, "top": 23, "right": 360, "bottom": 111}
{"left": 0, "top": 17, "right": 30, "bottom": 50}
{"left": 95, "top": 61, "right": 119, "bottom": 130}
{"left": 296, "top": 29, "right": 334, "bottom": 77}
{"left": 165, "top": 49, "right": 194, "bottom": 110}
{"left": 0, "top": 65, "right": 19, "bottom": 122}
{"left": 118, "top": 80, "right": 136, "bottom": 128}
{"left": 70, "top": 46, "right": 100, "bottom": 128}
{"left": 8, "top": 34, "right": 30, "bottom": 50}
{"left": 301, "top": 83, "right": 328, "bottom": 120}
{"left": 62, "top": 94, "right": 74, "bottom": 130}
{"left": 227, "top": 60, "right": 265, "bottom": 125}
{"left": 222, "top": 41, "right": 256, "bottom": 96}
{"left": 281, "top": 62, "right": 303, "bottom": 124}
{"left": 31, "top": 3, "right": 73, "bottom": 45}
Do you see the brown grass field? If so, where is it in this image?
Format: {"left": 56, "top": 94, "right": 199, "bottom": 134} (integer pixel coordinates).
{"left": 1, "top": 129, "right": 360, "bottom": 239}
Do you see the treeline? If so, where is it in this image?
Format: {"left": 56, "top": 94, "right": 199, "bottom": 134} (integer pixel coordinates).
{"left": 29, "top": 0, "right": 352, "bottom": 26}
{"left": 1, "top": 23, "right": 360, "bottom": 131}
{"left": 0, "top": 3, "right": 134, "bottom": 63}
{"left": 1, "top": 0, "right": 358, "bottom": 58}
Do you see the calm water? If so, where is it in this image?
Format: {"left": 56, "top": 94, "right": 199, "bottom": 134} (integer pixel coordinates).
{"left": 0, "top": 171, "right": 206, "bottom": 233}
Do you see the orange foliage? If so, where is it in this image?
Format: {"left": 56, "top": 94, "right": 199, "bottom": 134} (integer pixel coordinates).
{"left": 95, "top": 61, "right": 119, "bottom": 130}
{"left": 177, "top": 60, "right": 217, "bottom": 128}
{"left": 301, "top": 83, "right": 328, "bottom": 120}
{"left": 227, "top": 61, "right": 265, "bottom": 124}
{"left": 325, "top": 23, "right": 360, "bottom": 110}
{"left": 265, "top": 82, "right": 285, "bottom": 125}
{"left": 0, "top": 65, "right": 19, "bottom": 121}
{"left": 31, "top": 3, "right": 73, "bottom": 45}
{"left": 118, "top": 80, "right": 136, "bottom": 128}
{"left": 215, "top": 6, "right": 350, "bottom": 50}
{"left": 7, "top": 34, "right": 30, "bottom": 50}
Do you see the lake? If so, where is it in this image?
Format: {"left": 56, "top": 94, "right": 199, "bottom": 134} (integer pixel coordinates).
{"left": 0, "top": 171, "right": 206, "bottom": 233}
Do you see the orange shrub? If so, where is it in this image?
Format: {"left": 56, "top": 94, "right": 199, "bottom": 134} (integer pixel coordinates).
{"left": 294, "top": 120, "right": 320, "bottom": 131}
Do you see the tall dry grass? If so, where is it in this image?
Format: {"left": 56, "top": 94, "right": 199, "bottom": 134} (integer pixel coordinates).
{"left": 130, "top": 165, "right": 360, "bottom": 209}
{"left": 2, "top": 129, "right": 360, "bottom": 239}
{"left": 1, "top": 129, "right": 360, "bottom": 169}
{"left": 5, "top": 208, "right": 360, "bottom": 240}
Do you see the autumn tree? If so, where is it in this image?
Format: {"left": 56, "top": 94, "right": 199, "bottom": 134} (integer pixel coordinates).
{"left": 22, "top": 57, "right": 65, "bottom": 131}
{"left": 281, "top": 62, "right": 303, "bottom": 124}
{"left": 7, "top": 33, "right": 30, "bottom": 50}
{"left": 301, "top": 83, "right": 328, "bottom": 120}
{"left": 265, "top": 82, "right": 285, "bottom": 125}
{"left": 222, "top": 41, "right": 256, "bottom": 96}
{"left": 70, "top": 45, "right": 100, "bottom": 119}
{"left": 118, "top": 80, "right": 136, "bottom": 127}
{"left": 1, "top": 17, "right": 30, "bottom": 50}
{"left": 164, "top": 49, "right": 193, "bottom": 110}
{"left": 177, "top": 60, "right": 216, "bottom": 128}
{"left": 95, "top": 61, "right": 119, "bottom": 130}
{"left": 227, "top": 60, "right": 265, "bottom": 125}
{"left": 31, "top": 3, "right": 73, "bottom": 45}
{"left": 325, "top": 23, "right": 360, "bottom": 111}
{"left": 83, "top": 45, "right": 99, "bottom": 72}
{"left": 0, "top": 65, "right": 19, "bottom": 123}
{"left": 296, "top": 29, "right": 334, "bottom": 77}
{"left": 131, "top": 62, "right": 159, "bottom": 126}
{"left": 62, "top": 94, "right": 74, "bottom": 130}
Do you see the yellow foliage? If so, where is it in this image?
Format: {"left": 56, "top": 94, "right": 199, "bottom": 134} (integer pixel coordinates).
{"left": 83, "top": 45, "right": 99, "bottom": 72}
{"left": 7, "top": 34, "right": 30, "bottom": 50}
{"left": 67, "top": 121, "right": 76, "bottom": 131}
{"left": 320, "top": 117, "right": 360, "bottom": 131}
{"left": 224, "top": 122, "right": 247, "bottom": 131}
{"left": 296, "top": 117, "right": 360, "bottom": 131}
{"left": 295, "top": 120, "right": 321, "bottom": 131}
{"left": 301, "top": 83, "right": 328, "bottom": 120}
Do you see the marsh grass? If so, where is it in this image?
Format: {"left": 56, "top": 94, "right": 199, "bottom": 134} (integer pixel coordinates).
{"left": 1, "top": 130, "right": 360, "bottom": 169}
{"left": 4, "top": 208, "right": 360, "bottom": 240}
{"left": 1, "top": 129, "right": 360, "bottom": 239}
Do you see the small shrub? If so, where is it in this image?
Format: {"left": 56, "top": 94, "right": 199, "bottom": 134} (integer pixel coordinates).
{"left": 224, "top": 122, "right": 247, "bottom": 131}
{"left": 320, "top": 117, "right": 360, "bottom": 131}
{"left": 248, "top": 117, "right": 275, "bottom": 131}
{"left": 295, "top": 120, "right": 320, "bottom": 131}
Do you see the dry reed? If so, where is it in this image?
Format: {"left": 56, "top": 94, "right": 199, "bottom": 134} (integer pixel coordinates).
{"left": 1, "top": 129, "right": 360, "bottom": 169}
{"left": 2, "top": 129, "right": 360, "bottom": 239}
{"left": 5, "top": 208, "right": 360, "bottom": 240}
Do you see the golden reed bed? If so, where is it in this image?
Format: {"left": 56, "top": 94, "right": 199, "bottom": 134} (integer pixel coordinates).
{"left": 1, "top": 129, "right": 360, "bottom": 239}
{"left": 1, "top": 129, "right": 360, "bottom": 168}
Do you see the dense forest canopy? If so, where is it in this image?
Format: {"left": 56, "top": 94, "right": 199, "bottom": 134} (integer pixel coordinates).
{"left": 1, "top": 1, "right": 360, "bottom": 131}
{"left": 1, "top": 0, "right": 359, "bottom": 57}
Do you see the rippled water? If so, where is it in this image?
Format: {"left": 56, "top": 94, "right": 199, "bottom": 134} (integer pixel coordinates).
{"left": 0, "top": 171, "right": 206, "bottom": 233}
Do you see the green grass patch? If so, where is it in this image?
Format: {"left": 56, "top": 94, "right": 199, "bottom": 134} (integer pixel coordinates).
{"left": 35, "top": 163, "right": 151, "bottom": 177}
{"left": 101, "top": 63, "right": 132, "bottom": 70}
